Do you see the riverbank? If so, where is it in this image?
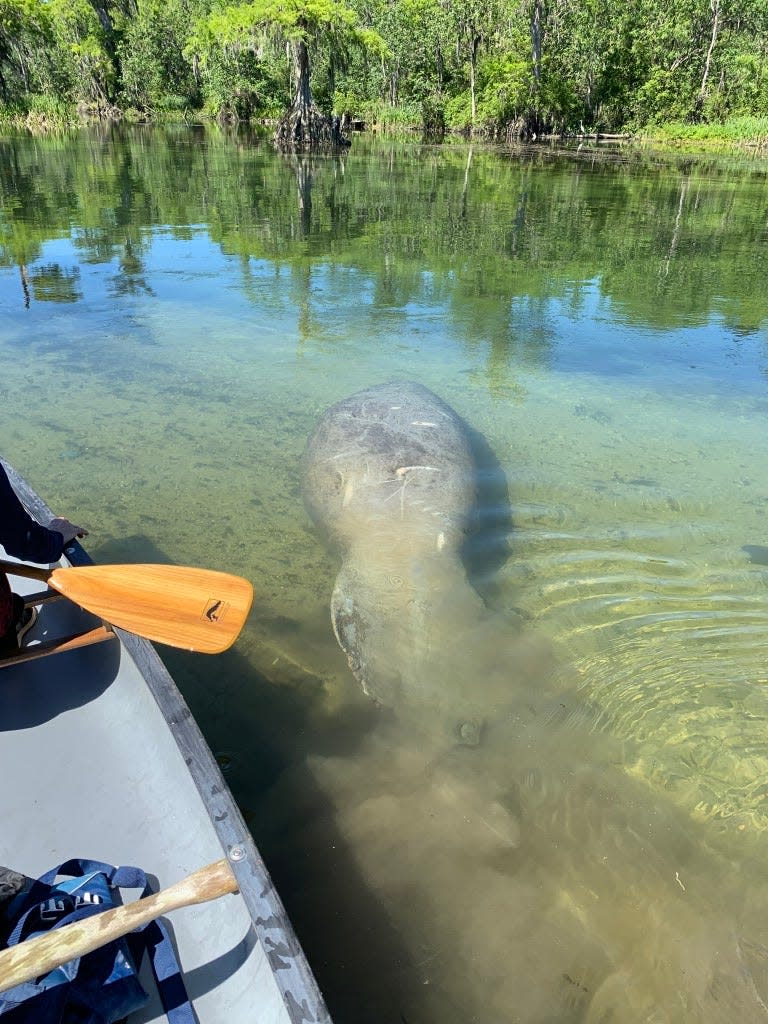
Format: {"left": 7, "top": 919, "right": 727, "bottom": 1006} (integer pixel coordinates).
{"left": 3, "top": 105, "right": 768, "bottom": 155}
{"left": 637, "top": 115, "right": 768, "bottom": 152}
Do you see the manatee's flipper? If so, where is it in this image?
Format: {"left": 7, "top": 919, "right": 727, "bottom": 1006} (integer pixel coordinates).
{"left": 330, "top": 582, "right": 367, "bottom": 685}
{"left": 331, "top": 564, "right": 402, "bottom": 706}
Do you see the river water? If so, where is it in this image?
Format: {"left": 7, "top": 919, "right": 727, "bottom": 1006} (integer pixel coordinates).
{"left": 2, "top": 126, "right": 768, "bottom": 1022}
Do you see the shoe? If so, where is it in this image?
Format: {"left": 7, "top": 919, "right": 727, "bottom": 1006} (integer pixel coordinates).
{"left": 16, "top": 605, "right": 38, "bottom": 646}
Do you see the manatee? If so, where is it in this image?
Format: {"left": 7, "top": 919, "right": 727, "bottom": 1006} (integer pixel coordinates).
{"left": 302, "top": 380, "right": 525, "bottom": 741}
{"left": 299, "top": 382, "right": 768, "bottom": 1021}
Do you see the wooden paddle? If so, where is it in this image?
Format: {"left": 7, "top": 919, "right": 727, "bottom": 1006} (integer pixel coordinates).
{"left": 0, "top": 560, "right": 253, "bottom": 654}
{"left": 0, "top": 859, "right": 238, "bottom": 995}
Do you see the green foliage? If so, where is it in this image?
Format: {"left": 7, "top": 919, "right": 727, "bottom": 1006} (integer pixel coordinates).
{"left": 420, "top": 94, "right": 444, "bottom": 139}
{"left": 3, "top": 0, "right": 768, "bottom": 139}
{"left": 474, "top": 51, "right": 532, "bottom": 131}
{"left": 348, "top": 98, "right": 421, "bottom": 130}
{"left": 24, "top": 92, "right": 78, "bottom": 123}
{"left": 47, "top": 0, "right": 115, "bottom": 107}
{"left": 187, "top": 0, "right": 385, "bottom": 121}
{"left": 0, "top": 0, "right": 54, "bottom": 103}
{"left": 444, "top": 91, "right": 471, "bottom": 131}
{"left": 646, "top": 115, "right": 768, "bottom": 147}
{"left": 199, "top": 43, "right": 287, "bottom": 120}
{"left": 331, "top": 88, "right": 360, "bottom": 117}
{"left": 119, "top": 0, "right": 201, "bottom": 112}
{"left": 382, "top": 0, "right": 455, "bottom": 103}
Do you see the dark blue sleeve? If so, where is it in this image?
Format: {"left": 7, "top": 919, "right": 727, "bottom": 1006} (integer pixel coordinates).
{"left": 0, "top": 463, "right": 65, "bottom": 564}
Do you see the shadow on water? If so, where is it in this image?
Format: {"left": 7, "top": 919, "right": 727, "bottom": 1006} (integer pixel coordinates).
{"left": 93, "top": 535, "right": 431, "bottom": 1021}
{"left": 742, "top": 544, "right": 768, "bottom": 566}
{"left": 160, "top": 644, "right": 438, "bottom": 1023}
{"left": 461, "top": 422, "right": 514, "bottom": 604}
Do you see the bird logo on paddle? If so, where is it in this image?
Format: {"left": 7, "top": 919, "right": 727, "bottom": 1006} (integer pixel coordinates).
{"left": 202, "top": 598, "right": 228, "bottom": 624}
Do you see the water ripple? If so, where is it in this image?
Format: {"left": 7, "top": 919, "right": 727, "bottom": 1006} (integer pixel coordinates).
{"left": 506, "top": 519, "right": 768, "bottom": 828}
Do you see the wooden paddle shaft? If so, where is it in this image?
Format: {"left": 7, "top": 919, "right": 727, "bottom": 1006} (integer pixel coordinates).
{"left": 0, "top": 859, "right": 238, "bottom": 995}
{"left": 0, "top": 559, "right": 51, "bottom": 584}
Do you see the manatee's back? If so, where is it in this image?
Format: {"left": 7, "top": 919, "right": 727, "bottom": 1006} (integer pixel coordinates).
{"left": 302, "top": 381, "right": 476, "bottom": 556}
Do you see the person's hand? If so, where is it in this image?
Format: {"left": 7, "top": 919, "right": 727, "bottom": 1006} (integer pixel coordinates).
{"left": 49, "top": 517, "right": 89, "bottom": 545}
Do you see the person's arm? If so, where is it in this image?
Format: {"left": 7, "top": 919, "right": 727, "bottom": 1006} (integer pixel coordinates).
{"left": 0, "top": 463, "right": 85, "bottom": 564}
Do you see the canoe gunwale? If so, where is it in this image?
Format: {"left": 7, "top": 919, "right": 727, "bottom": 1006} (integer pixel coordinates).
{"left": 1, "top": 458, "right": 331, "bottom": 1024}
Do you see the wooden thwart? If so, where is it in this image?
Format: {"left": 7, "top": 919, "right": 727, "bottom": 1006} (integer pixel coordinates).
{"left": 0, "top": 859, "right": 239, "bottom": 995}
{"left": 0, "top": 626, "right": 115, "bottom": 668}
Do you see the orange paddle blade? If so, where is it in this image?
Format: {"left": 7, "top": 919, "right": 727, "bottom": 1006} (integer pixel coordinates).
{"left": 47, "top": 564, "right": 253, "bottom": 653}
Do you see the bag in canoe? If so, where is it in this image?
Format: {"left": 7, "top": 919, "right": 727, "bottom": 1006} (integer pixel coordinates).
{"left": 0, "top": 858, "right": 194, "bottom": 1023}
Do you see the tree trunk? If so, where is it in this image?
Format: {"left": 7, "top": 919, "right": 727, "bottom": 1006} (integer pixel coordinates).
{"left": 695, "top": 0, "right": 721, "bottom": 117}
{"left": 19, "top": 265, "right": 30, "bottom": 309}
{"left": 662, "top": 176, "right": 689, "bottom": 277}
{"left": 389, "top": 67, "right": 398, "bottom": 106}
{"left": 522, "top": 0, "right": 545, "bottom": 138}
{"left": 91, "top": 3, "right": 113, "bottom": 40}
{"left": 274, "top": 34, "right": 348, "bottom": 151}
{"left": 460, "top": 145, "right": 473, "bottom": 218}
{"left": 10, "top": 40, "right": 30, "bottom": 93}
{"left": 469, "top": 34, "right": 479, "bottom": 127}
{"left": 293, "top": 35, "right": 312, "bottom": 111}
{"left": 290, "top": 155, "right": 313, "bottom": 238}
{"left": 531, "top": 0, "right": 543, "bottom": 86}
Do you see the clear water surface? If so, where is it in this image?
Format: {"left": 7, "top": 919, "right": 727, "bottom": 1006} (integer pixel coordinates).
{"left": 3, "top": 126, "right": 768, "bottom": 1022}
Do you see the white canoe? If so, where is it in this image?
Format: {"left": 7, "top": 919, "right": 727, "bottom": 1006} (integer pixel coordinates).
{"left": 0, "top": 459, "right": 331, "bottom": 1024}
